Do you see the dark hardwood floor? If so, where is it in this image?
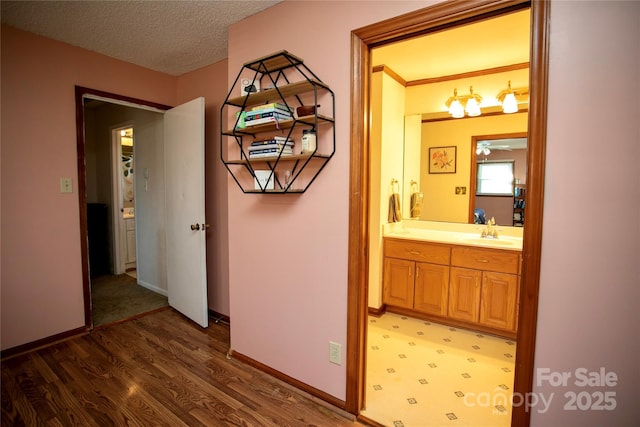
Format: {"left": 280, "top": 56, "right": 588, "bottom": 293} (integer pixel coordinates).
{"left": 1, "top": 308, "right": 360, "bottom": 426}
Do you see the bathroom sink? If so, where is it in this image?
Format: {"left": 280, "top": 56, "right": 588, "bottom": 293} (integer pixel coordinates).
{"left": 459, "top": 237, "right": 516, "bottom": 247}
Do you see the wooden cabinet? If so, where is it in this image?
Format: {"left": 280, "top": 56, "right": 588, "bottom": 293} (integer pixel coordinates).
{"left": 382, "top": 238, "right": 450, "bottom": 316}
{"left": 414, "top": 263, "right": 450, "bottom": 316}
{"left": 479, "top": 271, "right": 519, "bottom": 331}
{"left": 382, "top": 237, "right": 522, "bottom": 337}
{"left": 450, "top": 246, "right": 520, "bottom": 333}
{"left": 382, "top": 258, "right": 414, "bottom": 309}
{"left": 125, "top": 218, "right": 136, "bottom": 265}
{"left": 448, "top": 267, "right": 481, "bottom": 323}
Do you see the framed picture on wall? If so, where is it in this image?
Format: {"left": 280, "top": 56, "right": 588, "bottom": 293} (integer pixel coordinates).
{"left": 429, "top": 146, "right": 456, "bottom": 174}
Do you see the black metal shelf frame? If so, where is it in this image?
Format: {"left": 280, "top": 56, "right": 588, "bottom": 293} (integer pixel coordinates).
{"left": 220, "top": 51, "right": 335, "bottom": 194}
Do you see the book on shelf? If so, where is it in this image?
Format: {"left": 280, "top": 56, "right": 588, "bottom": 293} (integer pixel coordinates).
{"left": 244, "top": 114, "right": 293, "bottom": 127}
{"left": 250, "top": 103, "right": 294, "bottom": 114}
{"left": 248, "top": 145, "right": 293, "bottom": 154}
{"left": 249, "top": 150, "right": 294, "bottom": 159}
{"left": 244, "top": 110, "right": 292, "bottom": 122}
{"left": 249, "top": 147, "right": 294, "bottom": 155}
{"left": 250, "top": 138, "right": 294, "bottom": 148}
{"left": 251, "top": 135, "right": 292, "bottom": 144}
{"left": 249, "top": 147, "right": 293, "bottom": 156}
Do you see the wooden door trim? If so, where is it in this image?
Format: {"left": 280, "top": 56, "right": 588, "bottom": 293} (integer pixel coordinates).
{"left": 346, "top": 3, "right": 549, "bottom": 427}
{"left": 74, "top": 86, "right": 171, "bottom": 328}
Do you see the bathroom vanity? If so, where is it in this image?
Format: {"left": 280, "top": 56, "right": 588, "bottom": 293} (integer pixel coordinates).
{"left": 382, "top": 225, "right": 522, "bottom": 339}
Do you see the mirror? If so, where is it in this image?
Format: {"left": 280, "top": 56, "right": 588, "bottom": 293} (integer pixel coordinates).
{"left": 403, "top": 115, "right": 528, "bottom": 225}
{"left": 372, "top": 9, "right": 531, "bottom": 227}
{"left": 471, "top": 134, "right": 527, "bottom": 226}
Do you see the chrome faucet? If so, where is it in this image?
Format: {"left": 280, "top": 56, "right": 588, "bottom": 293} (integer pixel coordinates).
{"left": 481, "top": 217, "right": 498, "bottom": 239}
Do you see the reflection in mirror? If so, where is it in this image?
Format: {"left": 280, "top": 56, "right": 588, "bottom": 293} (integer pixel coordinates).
{"left": 471, "top": 134, "right": 527, "bottom": 226}
{"left": 369, "top": 8, "right": 532, "bottom": 228}
{"left": 404, "top": 114, "right": 528, "bottom": 225}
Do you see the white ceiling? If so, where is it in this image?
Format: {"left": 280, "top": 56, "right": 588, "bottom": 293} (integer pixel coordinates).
{"left": 0, "top": 0, "right": 282, "bottom": 76}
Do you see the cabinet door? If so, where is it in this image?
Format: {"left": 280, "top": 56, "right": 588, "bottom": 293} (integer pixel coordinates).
{"left": 414, "top": 262, "right": 449, "bottom": 316}
{"left": 125, "top": 219, "right": 136, "bottom": 264}
{"left": 126, "top": 229, "right": 136, "bottom": 263}
{"left": 383, "top": 258, "right": 415, "bottom": 309}
{"left": 449, "top": 267, "right": 481, "bottom": 323}
{"left": 479, "top": 271, "right": 518, "bottom": 331}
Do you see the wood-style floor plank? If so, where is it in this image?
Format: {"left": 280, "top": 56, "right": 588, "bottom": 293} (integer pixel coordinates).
{"left": 2, "top": 309, "right": 361, "bottom": 426}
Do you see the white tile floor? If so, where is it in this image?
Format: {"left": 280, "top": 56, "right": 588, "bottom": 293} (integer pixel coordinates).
{"left": 361, "top": 312, "right": 516, "bottom": 427}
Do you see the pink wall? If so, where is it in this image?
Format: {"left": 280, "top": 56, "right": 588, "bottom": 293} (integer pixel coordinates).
{"left": 530, "top": 1, "right": 640, "bottom": 424}
{"left": 0, "top": 25, "right": 177, "bottom": 350}
{"left": 226, "top": 0, "right": 436, "bottom": 401}
{"left": 2, "top": 0, "right": 639, "bottom": 423}
{"left": 177, "top": 61, "right": 230, "bottom": 316}
{"left": 227, "top": 0, "right": 640, "bottom": 421}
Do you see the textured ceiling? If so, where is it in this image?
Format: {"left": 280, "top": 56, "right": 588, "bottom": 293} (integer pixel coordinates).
{"left": 1, "top": 0, "right": 282, "bottom": 76}
{"left": 2, "top": 2, "right": 529, "bottom": 84}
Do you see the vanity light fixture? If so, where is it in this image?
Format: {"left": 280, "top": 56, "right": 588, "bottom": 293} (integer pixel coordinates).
{"left": 445, "top": 86, "right": 482, "bottom": 118}
{"left": 446, "top": 89, "right": 465, "bottom": 118}
{"left": 465, "top": 86, "right": 482, "bottom": 117}
{"left": 497, "top": 81, "right": 528, "bottom": 114}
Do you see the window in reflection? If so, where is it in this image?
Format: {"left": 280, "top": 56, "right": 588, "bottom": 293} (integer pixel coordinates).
{"left": 477, "top": 161, "right": 514, "bottom": 196}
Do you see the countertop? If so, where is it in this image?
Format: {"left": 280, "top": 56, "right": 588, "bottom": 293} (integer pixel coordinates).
{"left": 384, "top": 221, "right": 523, "bottom": 252}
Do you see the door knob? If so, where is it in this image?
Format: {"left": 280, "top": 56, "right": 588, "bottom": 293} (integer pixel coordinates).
{"left": 190, "top": 224, "right": 200, "bottom": 231}
{"left": 202, "top": 223, "right": 210, "bottom": 230}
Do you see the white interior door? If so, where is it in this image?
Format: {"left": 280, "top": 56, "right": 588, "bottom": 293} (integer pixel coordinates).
{"left": 164, "top": 97, "right": 208, "bottom": 327}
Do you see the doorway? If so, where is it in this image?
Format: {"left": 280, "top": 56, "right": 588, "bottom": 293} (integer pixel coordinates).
{"left": 76, "top": 87, "right": 209, "bottom": 329}
{"left": 113, "top": 126, "right": 137, "bottom": 277}
{"left": 82, "top": 98, "right": 169, "bottom": 327}
{"left": 346, "top": 1, "right": 549, "bottom": 426}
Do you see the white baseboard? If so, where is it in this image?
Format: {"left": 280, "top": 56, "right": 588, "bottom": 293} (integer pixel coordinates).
{"left": 137, "top": 279, "right": 168, "bottom": 297}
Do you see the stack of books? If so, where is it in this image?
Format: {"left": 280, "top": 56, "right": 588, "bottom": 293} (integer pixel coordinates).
{"left": 244, "top": 103, "right": 293, "bottom": 127}
{"left": 248, "top": 136, "right": 295, "bottom": 159}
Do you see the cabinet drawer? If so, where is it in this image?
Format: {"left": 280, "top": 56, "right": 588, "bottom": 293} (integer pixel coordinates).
{"left": 451, "top": 246, "right": 519, "bottom": 274}
{"left": 384, "top": 238, "right": 450, "bottom": 265}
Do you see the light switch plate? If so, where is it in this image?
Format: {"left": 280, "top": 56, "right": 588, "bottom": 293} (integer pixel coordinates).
{"left": 329, "top": 341, "right": 342, "bottom": 365}
{"left": 60, "top": 178, "right": 73, "bottom": 193}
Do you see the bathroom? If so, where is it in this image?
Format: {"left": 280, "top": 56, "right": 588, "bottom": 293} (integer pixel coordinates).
{"left": 362, "top": 8, "right": 529, "bottom": 426}
{"left": 120, "top": 127, "right": 137, "bottom": 276}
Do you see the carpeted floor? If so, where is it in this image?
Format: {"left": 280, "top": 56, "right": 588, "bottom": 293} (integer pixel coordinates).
{"left": 91, "top": 274, "right": 168, "bottom": 326}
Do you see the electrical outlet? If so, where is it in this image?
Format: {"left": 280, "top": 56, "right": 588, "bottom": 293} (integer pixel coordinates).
{"left": 329, "top": 341, "right": 342, "bottom": 365}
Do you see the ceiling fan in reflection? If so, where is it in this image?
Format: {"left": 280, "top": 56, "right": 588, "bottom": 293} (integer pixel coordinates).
{"left": 476, "top": 141, "right": 512, "bottom": 155}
